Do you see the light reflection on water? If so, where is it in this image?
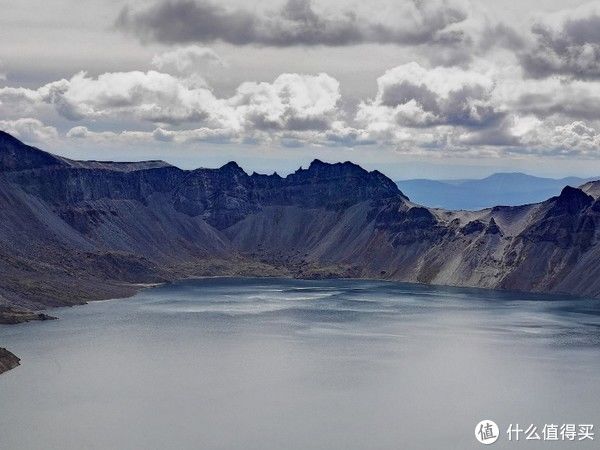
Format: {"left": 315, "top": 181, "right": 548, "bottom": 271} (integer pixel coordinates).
{"left": 0, "top": 278, "right": 599, "bottom": 450}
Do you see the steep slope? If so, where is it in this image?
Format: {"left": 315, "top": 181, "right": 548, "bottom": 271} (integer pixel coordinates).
{"left": 0, "top": 132, "right": 401, "bottom": 310}
{"left": 1, "top": 130, "right": 600, "bottom": 315}
{"left": 499, "top": 187, "right": 600, "bottom": 296}
{"left": 580, "top": 179, "right": 600, "bottom": 199}
{"left": 226, "top": 185, "right": 600, "bottom": 297}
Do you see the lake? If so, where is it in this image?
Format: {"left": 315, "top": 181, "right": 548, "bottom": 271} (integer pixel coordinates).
{"left": 1, "top": 278, "right": 599, "bottom": 449}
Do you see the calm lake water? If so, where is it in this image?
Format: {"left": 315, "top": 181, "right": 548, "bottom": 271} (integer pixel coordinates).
{"left": 1, "top": 278, "right": 599, "bottom": 449}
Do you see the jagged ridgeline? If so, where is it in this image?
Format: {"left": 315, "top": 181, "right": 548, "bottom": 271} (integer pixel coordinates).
{"left": 1, "top": 130, "right": 600, "bottom": 312}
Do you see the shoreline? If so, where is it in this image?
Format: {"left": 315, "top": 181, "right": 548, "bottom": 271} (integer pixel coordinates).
{"left": 0, "top": 272, "right": 595, "bottom": 376}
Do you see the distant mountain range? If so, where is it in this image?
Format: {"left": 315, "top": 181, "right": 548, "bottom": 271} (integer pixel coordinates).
{"left": 1, "top": 130, "right": 600, "bottom": 322}
{"left": 397, "top": 173, "right": 598, "bottom": 210}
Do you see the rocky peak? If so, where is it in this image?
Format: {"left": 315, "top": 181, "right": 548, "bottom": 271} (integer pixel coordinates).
{"left": 304, "top": 159, "right": 376, "bottom": 179}
{"left": 286, "top": 159, "right": 404, "bottom": 205}
{"left": 550, "top": 186, "right": 593, "bottom": 215}
{"left": 219, "top": 161, "right": 247, "bottom": 176}
{"left": 308, "top": 159, "right": 327, "bottom": 169}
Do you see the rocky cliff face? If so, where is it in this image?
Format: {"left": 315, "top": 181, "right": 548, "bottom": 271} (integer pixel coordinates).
{"left": 0, "top": 347, "right": 20, "bottom": 374}
{"left": 1, "top": 130, "right": 600, "bottom": 312}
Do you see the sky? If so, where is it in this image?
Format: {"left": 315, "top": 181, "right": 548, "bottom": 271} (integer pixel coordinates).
{"left": 2, "top": 0, "right": 600, "bottom": 179}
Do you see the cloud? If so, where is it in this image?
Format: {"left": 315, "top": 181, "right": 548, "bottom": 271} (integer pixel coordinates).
{"left": 116, "top": 0, "right": 471, "bottom": 48}
{"left": 499, "top": 76, "right": 600, "bottom": 121}
{"left": 351, "top": 62, "right": 600, "bottom": 155}
{"left": 65, "top": 126, "right": 90, "bottom": 138}
{"left": 152, "top": 127, "right": 238, "bottom": 143}
{"left": 456, "top": 115, "right": 525, "bottom": 147}
{"left": 151, "top": 45, "right": 224, "bottom": 78}
{"left": 6, "top": 44, "right": 600, "bottom": 158}
{"left": 519, "top": 2, "right": 600, "bottom": 79}
{"left": 4, "top": 62, "right": 343, "bottom": 141}
{"left": 0, "top": 86, "right": 48, "bottom": 118}
{"left": 352, "top": 63, "right": 522, "bottom": 152}
{"left": 66, "top": 126, "right": 159, "bottom": 144}
{"left": 67, "top": 125, "right": 239, "bottom": 145}
{"left": 549, "top": 121, "right": 600, "bottom": 152}
{"left": 0, "top": 118, "right": 58, "bottom": 143}
{"left": 228, "top": 72, "right": 341, "bottom": 133}
{"left": 320, "top": 122, "right": 375, "bottom": 147}
{"left": 55, "top": 71, "right": 345, "bottom": 145}
{"left": 356, "top": 62, "right": 504, "bottom": 131}
{"left": 39, "top": 70, "right": 222, "bottom": 124}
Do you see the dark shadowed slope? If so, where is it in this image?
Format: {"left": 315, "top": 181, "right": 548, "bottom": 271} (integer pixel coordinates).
{"left": 1, "top": 130, "right": 600, "bottom": 316}
{"left": 0, "top": 347, "right": 20, "bottom": 374}
{"left": 397, "top": 173, "right": 596, "bottom": 210}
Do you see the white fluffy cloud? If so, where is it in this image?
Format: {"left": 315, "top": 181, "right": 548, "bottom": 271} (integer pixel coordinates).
{"left": 43, "top": 70, "right": 223, "bottom": 124}
{"left": 352, "top": 60, "right": 600, "bottom": 155}
{"left": 151, "top": 45, "right": 224, "bottom": 88}
{"left": 357, "top": 62, "right": 501, "bottom": 128}
{"left": 1, "top": 70, "right": 222, "bottom": 124}
{"left": 5, "top": 39, "right": 600, "bottom": 158}
{"left": 0, "top": 118, "right": 58, "bottom": 143}
{"left": 549, "top": 121, "right": 600, "bottom": 152}
{"left": 354, "top": 62, "right": 509, "bottom": 149}
{"left": 228, "top": 73, "right": 341, "bottom": 133}
{"left": 58, "top": 70, "right": 348, "bottom": 147}
{"left": 65, "top": 126, "right": 158, "bottom": 145}
{"left": 517, "top": 120, "right": 600, "bottom": 156}
{"left": 152, "top": 45, "right": 223, "bottom": 76}
{"left": 3, "top": 59, "right": 345, "bottom": 145}
{"left": 0, "top": 86, "right": 45, "bottom": 118}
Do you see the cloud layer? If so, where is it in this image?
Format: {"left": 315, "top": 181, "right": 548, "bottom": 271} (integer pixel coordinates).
{"left": 4, "top": 2, "right": 600, "bottom": 161}
{"left": 116, "top": 0, "right": 471, "bottom": 48}
{"left": 116, "top": 0, "right": 600, "bottom": 79}
{"left": 4, "top": 44, "right": 600, "bottom": 158}
{"left": 0, "top": 51, "right": 348, "bottom": 146}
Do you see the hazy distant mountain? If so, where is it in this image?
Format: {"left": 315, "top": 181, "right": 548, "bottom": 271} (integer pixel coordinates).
{"left": 2, "top": 130, "right": 600, "bottom": 318}
{"left": 397, "top": 173, "right": 598, "bottom": 210}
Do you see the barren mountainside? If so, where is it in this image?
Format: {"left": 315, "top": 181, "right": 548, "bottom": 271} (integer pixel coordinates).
{"left": 1, "top": 130, "right": 600, "bottom": 315}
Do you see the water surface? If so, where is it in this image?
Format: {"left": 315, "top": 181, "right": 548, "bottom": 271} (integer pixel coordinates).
{"left": 1, "top": 278, "right": 599, "bottom": 449}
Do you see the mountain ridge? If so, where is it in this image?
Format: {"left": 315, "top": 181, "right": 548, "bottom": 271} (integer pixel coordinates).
{"left": 397, "top": 172, "right": 598, "bottom": 210}
{"left": 1, "top": 131, "right": 600, "bottom": 318}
